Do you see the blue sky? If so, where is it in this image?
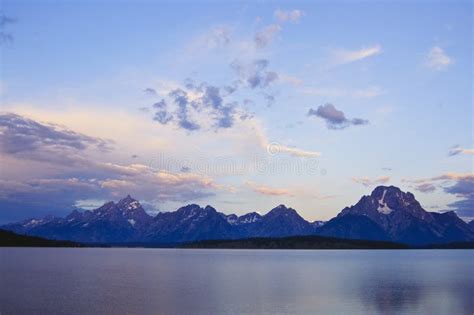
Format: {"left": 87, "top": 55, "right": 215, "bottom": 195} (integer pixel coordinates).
{"left": 0, "top": 0, "right": 472, "bottom": 224}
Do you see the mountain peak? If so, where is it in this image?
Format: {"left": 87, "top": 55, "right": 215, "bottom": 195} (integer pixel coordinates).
{"left": 118, "top": 194, "right": 137, "bottom": 204}
{"left": 117, "top": 195, "right": 142, "bottom": 213}
{"left": 266, "top": 204, "right": 300, "bottom": 218}
{"left": 369, "top": 185, "right": 416, "bottom": 215}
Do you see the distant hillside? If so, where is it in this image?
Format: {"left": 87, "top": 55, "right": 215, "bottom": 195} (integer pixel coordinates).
{"left": 0, "top": 229, "right": 82, "bottom": 247}
{"left": 181, "top": 235, "right": 409, "bottom": 249}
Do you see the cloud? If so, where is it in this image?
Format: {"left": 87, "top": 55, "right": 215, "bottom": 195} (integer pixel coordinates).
{"left": 246, "top": 181, "right": 293, "bottom": 196}
{"left": 231, "top": 59, "right": 279, "bottom": 89}
{"left": 0, "top": 160, "right": 229, "bottom": 222}
{"left": 404, "top": 173, "right": 474, "bottom": 184}
{"left": 307, "top": 103, "right": 369, "bottom": 130}
{"left": 433, "top": 173, "right": 474, "bottom": 181}
{"left": 203, "top": 25, "right": 232, "bottom": 48}
{"left": 331, "top": 44, "right": 382, "bottom": 65}
{"left": 274, "top": 145, "right": 320, "bottom": 158}
{"left": 180, "top": 166, "right": 191, "bottom": 173}
{"left": 152, "top": 99, "right": 173, "bottom": 125}
{"left": 444, "top": 177, "right": 474, "bottom": 218}
{"left": 279, "top": 74, "right": 303, "bottom": 86}
{"left": 189, "top": 25, "right": 232, "bottom": 51}
{"left": 426, "top": 46, "right": 453, "bottom": 71}
{"left": 0, "top": 113, "right": 113, "bottom": 158}
{"left": 148, "top": 61, "right": 280, "bottom": 132}
{"left": 144, "top": 88, "right": 157, "bottom": 96}
{"left": 254, "top": 24, "right": 281, "bottom": 48}
{"left": 150, "top": 82, "right": 243, "bottom": 131}
{"left": 274, "top": 9, "right": 304, "bottom": 23}
{"left": 0, "top": 164, "right": 226, "bottom": 222}
{"left": 403, "top": 172, "right": 474, "bottom": 218}
{"left": 254, "top": 125, "right": 321, "bottom": 158}
{"left": 98, "top": 164, "right": 224, "bottom": 201}
{"left": 413, "top": 182, "right": 436, "bottom": 193}
{"left": 352, "top": 176, "right": 390, "bottom": 187}
{"left": 448, "top": 145, "right": 474, "bottom": 156}
{"left": 168, "top": 88, "right": 200, "bottom": 131}
{"left": 0, "top": 113, "right": 238, "bottom": 221}
{"left": 0, "top": 12, "right": 16, "bottom": 45}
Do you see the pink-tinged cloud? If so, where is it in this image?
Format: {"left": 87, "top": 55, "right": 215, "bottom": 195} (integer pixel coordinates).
{"left": 246, "top": 181, "right": 293, "bottom": 196}
{"left": 351, "top": 176, "right": 390, "bottom": 187}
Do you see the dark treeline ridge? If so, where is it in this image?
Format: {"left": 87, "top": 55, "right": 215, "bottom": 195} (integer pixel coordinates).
{"left": 2, "top": 229, "right": 473, "bottom": 249}
{"left": 0, "top": 229, "right": 82, "bottom": 247}
{"left": 181, "top": 235, "right": 409, "bottom": 249}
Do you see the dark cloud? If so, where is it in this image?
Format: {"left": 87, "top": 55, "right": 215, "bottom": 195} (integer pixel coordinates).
{"left": 446, "top": 198, "right": 474, "bottom": 218}
{"left": 444, "top": 178, "right": 474, "bottom": 218}
{"left": 180, "top": 166, "right": 191, "bottom": 173}
{"left": 307, "top": 103, "right": 369, "bottom": 130}
{"left": 150, "top": 80, "right": 246, "bottom": 131}
{"left": 152, "top": 100, "right": 173, "bottom": 124}
{"left": 143, "top": 88, "right": 157, "bottom": 96}
{"left": 0, "top": 113, "right": 112, "bottom": 156}
{"left": 0, "top": 178, "right": 102, "bottom": 223}
{"left": 202, "top": 86, "right": 236, "bottom": 128}
{"left": 0, "top": 12, "right": 16, "bottom": 45}
{"left": 444, "top": 178, "right": 474, "bottom": 196}
{"left": 0, "top": 115, "right": 226, "bottom": 223}
{"left": 148, "top": 60, "right": 277, "bottom": 132}
{"left": 169, "top": 89, "right": 200, "bottom": 131}
{"left": 231, "top": 59, "right": 279, "bottom": 89}
{"left": 138, "top": 106, "right": 150, "bottom": 112}
{"left": 448, "top": 145, "right": 473, "bottom": 156}
{"left": 414, "top": 183, "right": 436, "bottom": 193}
{"left": 262, "top": 92, "right": 276, "bottom": 107}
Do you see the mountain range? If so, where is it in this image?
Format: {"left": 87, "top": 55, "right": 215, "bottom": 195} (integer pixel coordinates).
{"left": 3, "top": 186, "right": 474, "bottom": 246}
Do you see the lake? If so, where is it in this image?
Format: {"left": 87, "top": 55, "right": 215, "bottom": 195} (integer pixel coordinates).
{"left": 0, "top": 248, "right": 473, "bottom": 314}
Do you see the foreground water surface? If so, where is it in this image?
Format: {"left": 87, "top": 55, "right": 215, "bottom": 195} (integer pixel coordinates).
{"left": 0, "top": 248, "right": 473, "bottom": 314}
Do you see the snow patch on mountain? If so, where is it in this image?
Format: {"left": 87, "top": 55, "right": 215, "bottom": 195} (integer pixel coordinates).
{"left": 377, "top": 188, "right": 393, "bottom": 214}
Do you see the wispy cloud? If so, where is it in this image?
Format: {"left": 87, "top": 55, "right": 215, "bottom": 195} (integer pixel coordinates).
{"left": 413, "top": 182, "right": 436, "bottom": 193}
{"left": 246, "top": 181, "right": 293, "bottom": 196}
{"left": 425, "top": 46, "right": 454, "bottom": 71}
{"left": 331, "top": 44, "right": 382, "bottom": 65}
{"left": 189, "top": 25, "right": 232, "bottom": 51}
{"left": 254, "top": 24, "right": 281, "bottom": 49}
{"left": 254, "top": 125, "right": 321, "bottom": 158}
{"left": 448, "top": 145, "right": 474, "bottom": 156}
{"left": 231, "top": 59, "right": 279, "bottom": 89}
{"left": 403, "top": 172, "right": 474, "bottom": 184}
{"left": 307, "top": 104, "right": 369, "bottom": 130}
{"left": 0, "top": 12, "right": 16, "bottom": 45}
{"left": 351, "top": 176, "right": 390, "bottom": 187}
{"left": 279, "top": 74, "right": 303, "bottom": 86}
{"left": 143, "top": 88, "right": 157, "bottom": 96}
{"left": 274, "top": 9, "right": 305, "bottom": 23}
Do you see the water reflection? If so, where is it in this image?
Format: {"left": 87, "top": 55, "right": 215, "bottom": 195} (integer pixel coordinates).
{"left": 0, "top": 249, "right": 472, "bottom": 314}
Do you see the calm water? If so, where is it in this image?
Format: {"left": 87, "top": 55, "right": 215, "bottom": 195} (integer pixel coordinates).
{"left": 0, "top": 249, "right": 473, "bottom": 315}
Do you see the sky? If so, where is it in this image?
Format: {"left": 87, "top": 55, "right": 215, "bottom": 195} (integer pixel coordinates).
{"left": 0, "top": 0, "right": 472, "bottom": 224}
